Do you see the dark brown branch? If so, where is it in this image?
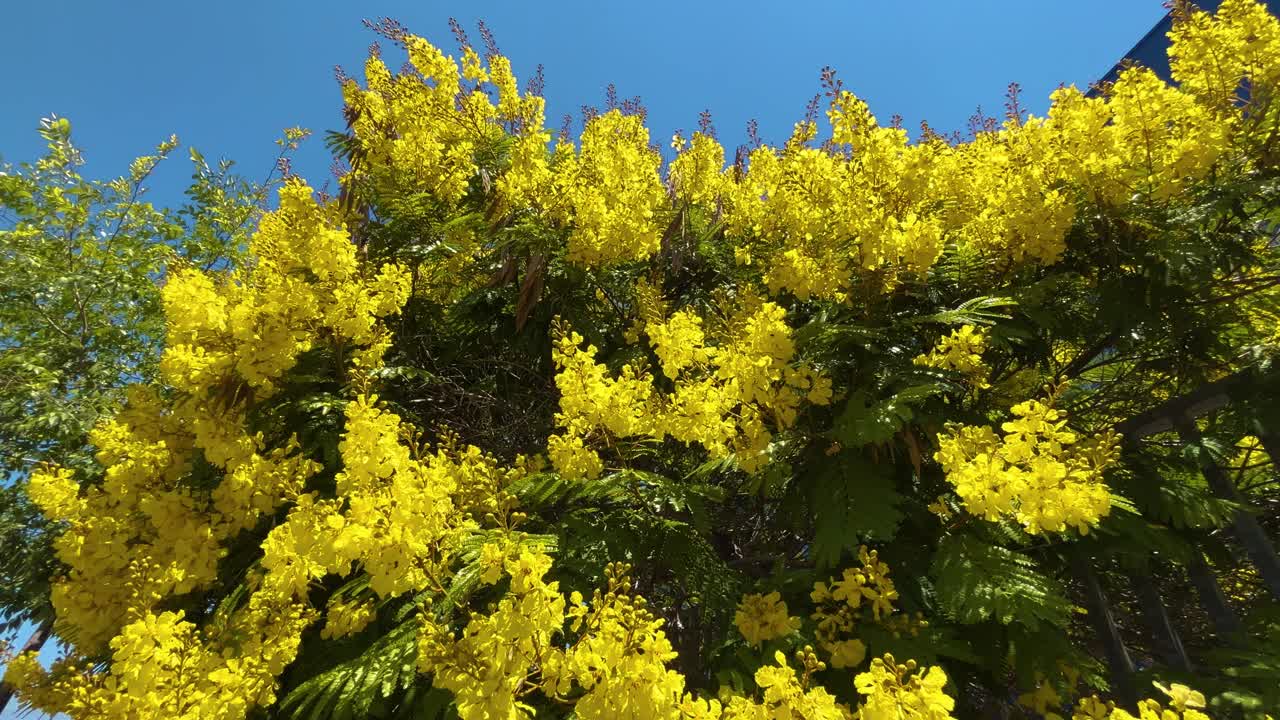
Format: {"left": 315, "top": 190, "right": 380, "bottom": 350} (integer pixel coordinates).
{"left": 1114, "top": 369, "right": 1263, "bottom": 439}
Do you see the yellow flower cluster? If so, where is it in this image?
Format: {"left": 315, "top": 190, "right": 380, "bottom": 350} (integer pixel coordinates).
{"left": 320, "top": 597, "right": 378, "bottom": 640}
{"left": 549, "top": 300, "right": 831, "bottom": 479}
{"left": 1071, "top": 682, "right": 1212, "bottom": 720}
{"left": 413, "top": 550, "right": 955, "bottom": 720}
{"left": 914, "top": 325, "right": 991, "bottom": 389}
{"left": 25, "top": 419, "right": 218, "bottom": 651}
{"left": 678, "top": 649, "right": 855, "bottom": 719}
{"left": 322, "top": 0, "right": 1280, "bottom": 314}
{"left": 341, "top": 33, "right": 557, "bottom": 302}
{"left": 552, "top": 110, "right": 667, "bottom": 266}
{"left": 670, "top": 131, "right": 728, "bottom": 208}
{"left": 545, "top": 563, "right": 690, "bottom": 719}
{"left": 727, "top": 648, "right": 849, "bottom": 720}
{"left": 810, "top": 546, "right": 916, "bottom": 670}
{"left": 418, "top": 549, "right": 569, "bottom": 719}
{"left": 420, "top": 556, "right": 701, "bottom": 720}
{"left": 944, "top": 120, "right": 1072, "bottom": 266}
{"left": 344, "top": 34, "right": 668, "bottom": 270}
{"left": 162, "top": 180, "right": 410, "bottom": 397}
{"left": 343, "top": 39, "right": 489, "bottom": 207}
{"left": 934, "top": 398, "right": 1121, "bottom": 534}
{"left": 327, "top": 0, "right": 1268, "bottom": 306}
{"left": 734, "top": 591, "right": 801, "bottom": 647}
{"left": 854, "top": 655, "right": 956, "bottom": 720}
{"left": 6, "top": 183, "right": 437, "bottom": 719}
{"left": 7, "top": 593, "right": 315, "bottom": 720}
{"left": 1169, "top": 0, "right": 1280, "bottom": 110}
{"left": 815, "top": 546, "right": 900, "bottom": 620}
{"left": 260, "top": 394, "right": 516, "bottom": 600}
{"left": 647, "top": 308, "right": 715, "bottom": 379}
{"left": 709, "top": 58, "right": 1229, "bottom": 300}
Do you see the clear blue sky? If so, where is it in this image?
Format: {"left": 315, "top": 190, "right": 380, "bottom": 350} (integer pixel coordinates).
{"left": 2, "top": 1, "right": 1168, "bottom": 205}
{"left": 0, "top": 1, "right": 1167, "bottom": 717}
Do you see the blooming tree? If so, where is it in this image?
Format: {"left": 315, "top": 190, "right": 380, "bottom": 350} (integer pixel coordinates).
{"left": 7, "top": 2, "right": 1280, "bottom": 718}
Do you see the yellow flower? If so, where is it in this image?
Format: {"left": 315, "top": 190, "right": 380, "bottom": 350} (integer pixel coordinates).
{"left": 855, "top": 654, "right": 956, "bottom": 720}
{"left": 914, "top": 324, "right": 991, "bottom": 389}
{"left": 828, "top": 639, "right": 867, "bottom": 669}
{"left": 934, "top": 396, "right": 1119, "bottom": 535}
{"left": 478, "top": 542, "right": 506, "bottom": 585}
{"left": 321, "top": 598, "right": 377, "bottom": 640}
{"left": 734, "top": 592, "right": 800, "bottom": 646}
{"left": 1154, "top": 682, "right": 1206, "bottom": 711}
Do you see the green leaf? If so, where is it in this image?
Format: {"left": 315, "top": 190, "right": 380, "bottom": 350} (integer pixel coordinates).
{"left": 930, "top": 534, "right": 1072, "bottom": 629}
{"left": 831, "top": 385, "right": 943, "bottom": 448}
{"left": 278, "top": 616, "right": 425, "bottom": 720}
{"left": 810, "top": 452, "right": 904, "bottom": 568}
{"left": 909, "top": 296, "right": 1017, "bottom": 327}
{"left": 506, "top": 471, "right": 630, "bottom": 510}
{"left": 1089, "top": 505, "right": 1195, "bottom": 561}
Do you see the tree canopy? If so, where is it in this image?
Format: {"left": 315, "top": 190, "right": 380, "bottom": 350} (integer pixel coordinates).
{"left": 0, "top": 117, "right": 300, "bottom": 639}
{"left": 5, "top": 1, "right": 1280, "bottom": 719}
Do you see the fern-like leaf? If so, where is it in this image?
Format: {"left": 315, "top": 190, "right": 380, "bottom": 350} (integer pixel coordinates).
{"left": 930, "top": 534, "right": 1072, "bottom": 629}
{"left": 278, "top": 618, "right": 437, "bottom": 720}
{"left": 809, "top": 451, "right": 904, "bottom": 568}
{"left": 910, "top": 296, "right": 1017, "bottom": 327}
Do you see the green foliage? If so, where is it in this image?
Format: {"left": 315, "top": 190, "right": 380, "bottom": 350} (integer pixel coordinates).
{"left": 0, "top": 488, "right": 57, "bottom": 634}
{"left": 830, "top": 385, "right": 946, "bottom": 449}
{"left": 1089, "top": 507, "right": 1197, "bottom": 563}
{"left": 809, "top": 451, "right": 904, "bottom": 568}
{"left": 930, "top": 535, "right": 1073, "bottom": 629}
{"left": 507, "top": 471, "right": 631, "bottom": 512}
{"left": 908, "top": 296, "right": 1017, "bottom": 328}
{"left": 1120, "top": 472, "right": 1242, "bottom": 532}
{"left": 0, "top": 117, "right": 287, "bottom": 626}
{"left": 1195, "top": 619, "right": 1280, "bottom": 719}
{"left": 279, "top": 618, "right": 453, "bottom": 720}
